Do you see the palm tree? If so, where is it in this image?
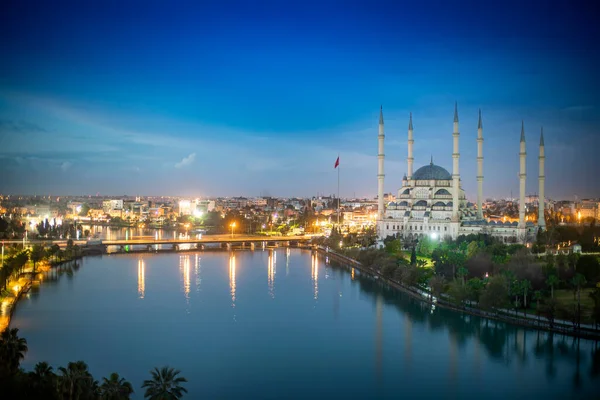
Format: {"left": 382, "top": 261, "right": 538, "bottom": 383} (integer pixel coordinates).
{"left": 142, "top": 366, "right": 188, "bottom": 400}
{"left": 546, "top": 274, "right": 560, "bottom": 299}
{"left": 0, "top": 327, "right": 28, "bottom": 375}
{"left": 58, "top": 360, "right": 98, "bottom": 400}
{"left": 28, "top": 361, "right": 57, "bottom": 398}
{"left": 30, "top": 244, "right": 46, "bottom": 273}
{"left": 457, "top": 266, "right": 468, "bottom": 286}
{"left": 32, "top": 361, "right": 54, "bottom": 379}
{"left": 571, "top": 273, "right": 588, "bottom": 329}
{"left": 100, "top": 372, "right": 134, "bottom": 400}
{"left": 521, "top": 279, "right": 532, "bottom": 310}
{"left": 533, "top": 290, "right": 543, "bottom": 320}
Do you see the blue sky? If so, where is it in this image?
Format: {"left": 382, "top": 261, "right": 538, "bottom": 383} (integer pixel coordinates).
{"left": 0, "top": 0, "right": 598, "bottom": 200}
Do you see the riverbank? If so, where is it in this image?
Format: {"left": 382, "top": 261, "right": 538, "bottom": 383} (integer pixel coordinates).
{"left": 317, "top": 246, "right": 600, "bottom": 341}
{"left": 1, "top": 257, "right": 81, "bottom": 333}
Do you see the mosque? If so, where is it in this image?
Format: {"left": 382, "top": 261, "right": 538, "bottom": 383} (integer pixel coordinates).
{"left": 376, "top": 104, "right": 545, "bottom": 244}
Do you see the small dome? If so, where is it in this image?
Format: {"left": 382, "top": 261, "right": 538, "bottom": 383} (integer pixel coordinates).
{"left": 414, "top": 200, "right": 427, "bottom": 207}
{"left": 398, "top": 201, "right": 408, "bottom": 207}
{"left": 433, "top": 201, "right": 446, "bottom": 207}
{"left": 401, "top": 189, "right": 410, "bottom": 195}
{"left": 435, "top": 189, "right": 451, "bottom": 196}
{"left": 412, "top": 163, "right": 452, "bottom": 180}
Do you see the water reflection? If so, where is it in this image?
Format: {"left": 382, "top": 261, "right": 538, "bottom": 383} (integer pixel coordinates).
{"left": 375, "top": 294, "right": 383, "bottom": 388}
{"left": 267, "top": 250, "right": 276, "bottom": 299}
{"left": 341, "top": 262, "right": 600, "bottom": 392}
{"left": 137, "top": 258, "right": 145, "bottom": 299}
{"left": 195, "top": 254, "right": 201, "bottom": 293}
{"left": 179, "top": 255, "right": 191, "bottom": 305}
{"left": 286, "top": 248, "right": 290, "bottom": 276}
{"left": 229, "top": 252, "right": 236, "bottom": 307}
{"left": 14, "top": 250, "right": 600, "bottom": 398}
{"left": 311, "top": 252, "right": 319, "bottom": 300}
{"left": 404, "top": 313, "right": 412, "bottom": 365}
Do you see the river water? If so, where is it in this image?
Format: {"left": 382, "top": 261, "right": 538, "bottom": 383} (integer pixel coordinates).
{"left": 10, "top": 249, "right": 600, "bottom": 399}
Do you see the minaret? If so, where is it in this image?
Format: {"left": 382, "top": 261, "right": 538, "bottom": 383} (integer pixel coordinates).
{"left": 377, "top": 106, "right": 385, "bottom": 221}
{"left": 407, "top": 113, "right": 414, "bottom": 179}
{"left": 519, "top": 121, "right": 527, "bottom": 229}
{"left": 452, "top": 102, "right": 460, "bottom": 222}
{"left": 476, "top": 109, "right": 484, "bottom": 219}
{"left": 538, "top": 127, "right": 546, "bottom": 230}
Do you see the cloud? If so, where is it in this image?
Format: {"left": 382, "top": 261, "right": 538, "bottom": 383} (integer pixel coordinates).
{"left": 60, "top": 161, "right": 72, "bottom": 171}
{"left": 175, "top": 153, "right": 196, "bottom": 168}
{"left": 0, "top": 119, "right": 48, "bottom": 133}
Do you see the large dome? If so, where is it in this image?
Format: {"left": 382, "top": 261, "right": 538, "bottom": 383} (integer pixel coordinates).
{"left": 412, "top": 163, "right": 452, "bottom": 180}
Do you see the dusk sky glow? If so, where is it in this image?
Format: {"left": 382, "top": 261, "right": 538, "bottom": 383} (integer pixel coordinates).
{"left": 1, "top": 0, "right": 598, "bottom": 200}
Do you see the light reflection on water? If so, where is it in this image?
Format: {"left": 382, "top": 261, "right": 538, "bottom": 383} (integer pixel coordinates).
{"left": 8, "top": 250, "right": 600, "bottom": 400}
{"left": 137, "top": 258, "right": 145, "bottom": 299}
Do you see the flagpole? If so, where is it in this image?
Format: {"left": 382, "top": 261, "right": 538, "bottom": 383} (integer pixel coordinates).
{"left": 337, "top": 153, "right": 340, "bottom": 227}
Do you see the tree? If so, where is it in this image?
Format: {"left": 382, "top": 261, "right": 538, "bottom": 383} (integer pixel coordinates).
{"left": 466, "top": 240, "right": 479, "bottom": 259}
{"left": 30, "top": 244, "right": 46, "bottom": 273}
{"left": 546, "top": 274, "right": 560, "bottom": 299}
{"left": 417, "top": 236, "right": 436, "bottom": 257}
{"left": 479, "top": 275, "right": 509, "bottom": 311}
{"left": 79, "top": 203, "right": 90, "bottom": 217}
{"left": 58, "top": 360, "right": 98, "bottom": 400}
{"left": 576, "top": 255, "right": 600, "bottom": 283}
{"left": 457, "top": 266, "right": 468, "bottom": 286}
{"left": 540, "top": 298, "right": 559, "bottom": 329}
{"left": 533, "top": 290, "right": 543, "bottom": 318}
{"left": 28, "top": 361, "right": 58, "bottom": 399}
{"left": 571, "top": 273, "right": 587, "bottom": 329}
{"left": 447, "top": 280, "right": 469, "bottom": 307}
{"left": 410, "top": 247, "right": 417, "bottom": 265}
{"left": 428, "top": 275, "right": 446, "bottom": 299}
{"left": 100, "top": 372, "right": 134, "bottom": 400}
{"left": 0, "top": 328, "right": 28, "bottom": 376}
{"left": 142, "top": 366, "right": 188, "bottom": 400}
{"left": 520, "top": 279, "right": 532, "bottom": 310}
{"left": 466, "top": 278, "right": 485, "bottom": 302}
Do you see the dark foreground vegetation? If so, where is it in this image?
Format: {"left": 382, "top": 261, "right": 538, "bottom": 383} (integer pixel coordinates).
{"left": 0, "top": 328, "right": 187, "bottom": 399}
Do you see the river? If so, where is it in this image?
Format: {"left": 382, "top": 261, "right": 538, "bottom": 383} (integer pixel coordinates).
{"left": 10, "top": 249, "right": 600, "bottom": 399}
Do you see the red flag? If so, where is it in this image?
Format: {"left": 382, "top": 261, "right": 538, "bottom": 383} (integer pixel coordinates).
{"left": 334, "top": 156, "right": 339, "bottom": 169}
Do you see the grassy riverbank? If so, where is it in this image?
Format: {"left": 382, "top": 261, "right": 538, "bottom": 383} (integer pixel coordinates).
{"left": 0, "top": 241, "right": 82, "bottom": 333}
{"left": 317, "top": 241, "right": 600, "bottom": 340}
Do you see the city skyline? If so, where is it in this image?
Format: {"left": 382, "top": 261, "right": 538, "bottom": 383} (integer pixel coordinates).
{"left": 0, "top": 0, "right": 598, "bottom": 199}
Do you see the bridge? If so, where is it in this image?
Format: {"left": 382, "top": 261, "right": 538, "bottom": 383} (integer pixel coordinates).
{"left": 90, "top": 234, "right": 314, "bottom": 254}
{"left": 2, "top": 234, "right": 317, "bottom": 254}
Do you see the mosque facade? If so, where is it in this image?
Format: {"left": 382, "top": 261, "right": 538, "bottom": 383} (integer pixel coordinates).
{"left": 376, "top": 104, "right": 545, "bottom": 244}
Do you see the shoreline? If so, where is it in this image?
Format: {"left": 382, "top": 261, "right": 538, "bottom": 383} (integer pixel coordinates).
{"left": 2, "top": 257, "right": 81, "bottom": 333}
{"left": 317, "top": 246, "right": 600, "bottom": 341}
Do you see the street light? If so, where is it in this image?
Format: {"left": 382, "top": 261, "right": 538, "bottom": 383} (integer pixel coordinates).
{"left": 230, "top": 222, "right": 236, "bottom": 238}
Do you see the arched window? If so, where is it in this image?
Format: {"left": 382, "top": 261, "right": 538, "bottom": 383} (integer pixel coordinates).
{"left": 414, "top": 200, "right": 427, "bottom": 207}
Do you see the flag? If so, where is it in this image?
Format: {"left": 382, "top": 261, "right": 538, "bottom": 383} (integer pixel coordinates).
{"left": 334, "top": 156, "right": 339, "bottom": 169}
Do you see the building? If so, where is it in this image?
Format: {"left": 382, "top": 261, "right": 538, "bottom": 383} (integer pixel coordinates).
{"left": 102, "top": 199, "right": 124, "bottom": 213}
{"left": 376, "top": 104, "right": 544, "bottom": 244}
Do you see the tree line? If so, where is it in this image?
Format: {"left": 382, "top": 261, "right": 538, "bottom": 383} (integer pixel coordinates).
{"left": 339, "top": 233, "right": 600, "bottom": 332}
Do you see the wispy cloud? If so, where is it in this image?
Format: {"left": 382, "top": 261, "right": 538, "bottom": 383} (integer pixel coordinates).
{"left": 60, "top": 161, "right": 72, "bottom": 171}
{"left": 175, "top": 153, "right": 196, "bottom": 168}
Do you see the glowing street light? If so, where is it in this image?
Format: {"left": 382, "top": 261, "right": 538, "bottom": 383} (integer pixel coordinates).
{"left": 230, "top": 222, "right": 236, "bottom": 238}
